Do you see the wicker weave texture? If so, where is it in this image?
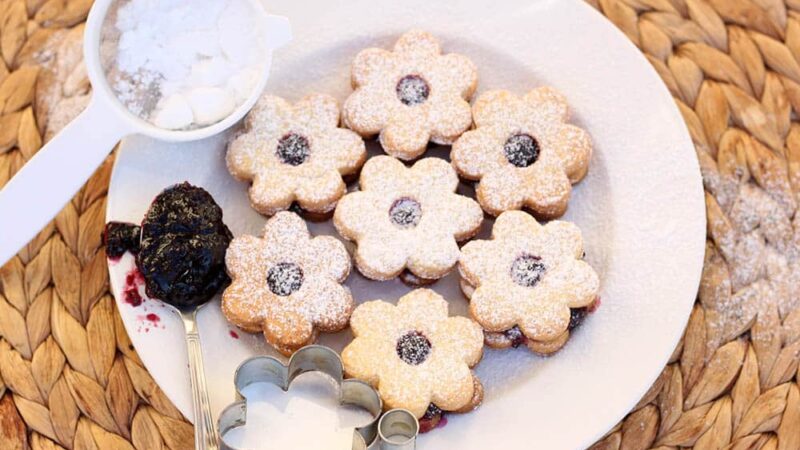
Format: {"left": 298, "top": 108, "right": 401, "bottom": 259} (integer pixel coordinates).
{"left": 2, "top": 1, "right": 800, "bottom": 449}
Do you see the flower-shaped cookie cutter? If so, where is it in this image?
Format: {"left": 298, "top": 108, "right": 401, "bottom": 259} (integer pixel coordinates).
{"left": 218, "top": 345, "right": 419, "bottom": 450}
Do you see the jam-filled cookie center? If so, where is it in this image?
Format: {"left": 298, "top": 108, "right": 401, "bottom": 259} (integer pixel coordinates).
{"left": 396, "top": 331, "right": 432, "bottom": 365}
{"left": 276, "top": 132, "right": 310, "bottom": 166}
{"left": 396, "top": 75, "right": 430, "bottom": 106}
{"left": 389, "top": 197, "right": 422, "bottom": 229}
{"left": 510, "top": 254, "right": 546, "bottom": 287}
{"left": 267, "top": 262, "right": 304, "bottom": 296}
{"left": 504, "top": 133, "right": 540, "bottom": 168}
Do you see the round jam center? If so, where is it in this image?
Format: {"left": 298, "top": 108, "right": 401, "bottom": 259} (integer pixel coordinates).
{"left": 396, "top": 331, "right": 432, "bottom": 365}
{"left": 267, "top": 262, "right": 304, "bottom": 296}
{"left": 276, "top": 133, "right": 310, "bottom": 166}
{"left": 504, "top": 133, "right": 540, "bottom": 168}
{"left": 389, "top": 197, "right": 422, "bottom": 229}
{"left": 396, "top": 75, "right": 430, "bottom": 106}
{"left": 510, "top": 254, "right": 546, "bottom": 287}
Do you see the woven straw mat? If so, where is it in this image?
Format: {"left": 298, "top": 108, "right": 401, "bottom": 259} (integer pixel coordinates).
{"left": 1, "top": 0, "right": 800, "bottom": 449}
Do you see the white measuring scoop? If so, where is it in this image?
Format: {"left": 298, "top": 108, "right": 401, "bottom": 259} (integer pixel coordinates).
{"left": 0, "top": 0, "right": 290, "bottom": 265}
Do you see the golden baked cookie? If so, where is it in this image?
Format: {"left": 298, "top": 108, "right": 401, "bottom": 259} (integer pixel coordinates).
{"left": 341, "top": 289, "right": 484, "bottom": 418}
{"left": 343, "top": 30, "right": 477, "bottom": 160}
{"left": 222, "top": 212, "right": 354, "bottom": 356}
{"left": 459, "top": 211, "right": 600, "bottom": 354}
{"left": 227, "top": 93, "right": 366, "bottom": 217}
{"left": 333, "top": 155, "right": 483, "bottom": 281}
{"left": 451, "top": 87, "right": 592, "bottom": 218}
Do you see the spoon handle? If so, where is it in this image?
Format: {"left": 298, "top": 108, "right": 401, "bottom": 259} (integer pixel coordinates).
{"left": 182, "top": 312, "right": 219, "bottom": 450}
{"left": 0, "top": 94, "right": 129, "bottom": 266}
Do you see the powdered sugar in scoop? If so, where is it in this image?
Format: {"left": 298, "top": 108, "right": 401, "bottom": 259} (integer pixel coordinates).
{"left": 101, "top": 0, "right": 267, "bottom": 130}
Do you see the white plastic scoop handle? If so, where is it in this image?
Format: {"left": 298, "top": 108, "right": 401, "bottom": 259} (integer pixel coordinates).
{"left": 0, "top": 0, "right": 290, "bottom": 265}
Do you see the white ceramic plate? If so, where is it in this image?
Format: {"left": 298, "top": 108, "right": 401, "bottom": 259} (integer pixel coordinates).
{"left": 106, "top": 0, "right": 705, "bottom": 448}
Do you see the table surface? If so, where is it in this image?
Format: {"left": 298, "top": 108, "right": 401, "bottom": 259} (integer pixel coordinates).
{"left": 0, "top": 0, "right": 799, "bottom": 449}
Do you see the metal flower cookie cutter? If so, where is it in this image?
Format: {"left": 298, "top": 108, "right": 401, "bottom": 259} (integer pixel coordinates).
{"left": 218, "top": 345, "right": 419, "bottom": 449}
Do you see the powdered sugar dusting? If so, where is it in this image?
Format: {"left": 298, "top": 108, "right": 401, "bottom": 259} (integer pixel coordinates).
{"left": 706, "top": 171, "right": 800, "bottom": 344}
{"left": 451, "top": 87, "right": 592, "bottom": 218}
{"left": 459, "top": 211, "right": 600, "bottom": 347}
{"left": 396, "top": 75, "right": 430, "bottom": 106}
{"left": 333, "top": 156, "right": 483, "bottom": 281}
{"left": 227, "top": 93, "right": 367, "bottom": 215}
{"left": 396, "top": 331, "right": 432, "bottom": 365}
{"left": 222, "top": 212, "right": 354, "bottom": 354}
{"left": 389, "top": 197, "right": 422, "bottom": 228}
{"left": 100, "top": 0, "right": 267, "bottom": 129}
{"left": 341, "top": 289, "right": 484, "bottom": 418}
{"left": 343, "top": 30, "right": 478, "bottom": 160}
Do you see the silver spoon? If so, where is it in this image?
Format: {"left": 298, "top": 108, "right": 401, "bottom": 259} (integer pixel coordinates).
{"left": 172, "top": 304, "right": 219, "bottom": 450}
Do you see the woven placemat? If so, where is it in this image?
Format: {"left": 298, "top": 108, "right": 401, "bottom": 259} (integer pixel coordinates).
{"left": 0, "top": 0, "right": 798, "bottom": 449}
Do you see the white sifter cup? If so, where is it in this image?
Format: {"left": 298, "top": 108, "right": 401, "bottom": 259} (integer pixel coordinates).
{"left": 0, "top": 0, "right": 291, "bottom": 265}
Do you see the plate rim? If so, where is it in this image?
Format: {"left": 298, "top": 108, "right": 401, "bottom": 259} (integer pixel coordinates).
{"left": 105, "top": 1, "right": 706, "bottom": 448}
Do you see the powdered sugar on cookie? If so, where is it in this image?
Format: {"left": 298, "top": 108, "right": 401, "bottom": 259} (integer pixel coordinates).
{"left": 451, "top": 87, "right": 592, "bottom": 218}
{"left": 343, "top": 30, "right": 477, "bottom": 160}
{"left": 222, "top": 212, "right": 354, "bottom": 355}
{"left": 341, "top": 289, "right": 484, "bottom": 418}
{"left": 334, "top": 155, "right": 483, "bottom": 281}
{"left": 227, "top": 93, "right": 366, "bottom": 216}
{"left": 459, "top": 211, "right": 599, "bottom": 354}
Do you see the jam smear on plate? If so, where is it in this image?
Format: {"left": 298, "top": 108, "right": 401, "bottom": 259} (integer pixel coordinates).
{"left": 123, "top": 267, "right": 145, "bottom": 307}
{"left": 145, "top": 313, "right": 160, "bottom": 323}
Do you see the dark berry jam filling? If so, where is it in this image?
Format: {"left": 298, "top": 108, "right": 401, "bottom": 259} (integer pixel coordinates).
{"left": 419, "top": 403, "right": 444, "bottom": 433}
{"left": 103, "top": 222, "right": 141, "bottom": 259}
{"left": 396, "top": 75, "right": 430, "bottom": 106}
{"left": 504, "top": 326, "right": 528, "bottom": 348}
{"left": 389, "top": 197, "right": 422, "bottom": 229}
{"left": 267, "top": 262, "right": 304, "bottom": 296}
{"left": 504, "top": 133, "right": 540, "bottom": 168}
{"left": 510, "top": 254, "right": 546, "bottom": 287}
{"left": 276, "top": 132, "right": 310, "bottom": 166}
{"left": 396, "top": 331, "right": 431, "bottom": 365}
{"left": 137, "top": 182, "right": 232, "bottom": 309}
{"left": 568, "top": 307, "right": 588, "bottom": 330}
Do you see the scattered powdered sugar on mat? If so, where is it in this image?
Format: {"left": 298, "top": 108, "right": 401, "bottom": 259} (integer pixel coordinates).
{"left": 101, "top": 0, "right": 267, "bottom": 130}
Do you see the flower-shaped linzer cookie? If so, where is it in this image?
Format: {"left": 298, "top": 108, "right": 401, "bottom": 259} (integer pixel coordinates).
{"left": 334, "top": 155, "right": 484, "bottom": 282}
{"left": 451, "top": 88, "right": 592, "bottom": 218}
{"left": 222, "top": 212, "right": 354, "bottom": 356}
{"left": 227, "top": 93, "right": 366, "bottom": 218}
{"left": 343, "top": 30, "right": 478, "bottom": 160}
{"left": 342, "top": 289, "right": 485, "bottom": 418}
{"left": 459, "top": 211, "right": 600, "bottom": 354}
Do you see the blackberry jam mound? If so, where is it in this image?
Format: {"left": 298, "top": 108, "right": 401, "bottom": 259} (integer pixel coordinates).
{"left": 103, "top": 222, "right": 141, "bottom": 259}
{"left": 136, "top": 182, "right": 233, "bottom": 308}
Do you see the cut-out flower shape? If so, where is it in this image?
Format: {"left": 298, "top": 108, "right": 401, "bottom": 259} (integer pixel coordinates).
{"left": 222, "top": 212, "right": 354, "bottom": 356}
{"left": 451, "top": 88, "right": 592, "bottom": 218}
{"left": 343, "top": 30, "right": 478, "bottom": 160}
{"left": 459, "top": 211, "right": 599, "bottom": 353}
{"left": 227, "top": 93, "right": 366, "bottom": 216}
{"left": 333, "top": 155, "right": 483, "bottom": 281}
{"left": 342, "top": 289, "right": 484, "bottom": 418}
